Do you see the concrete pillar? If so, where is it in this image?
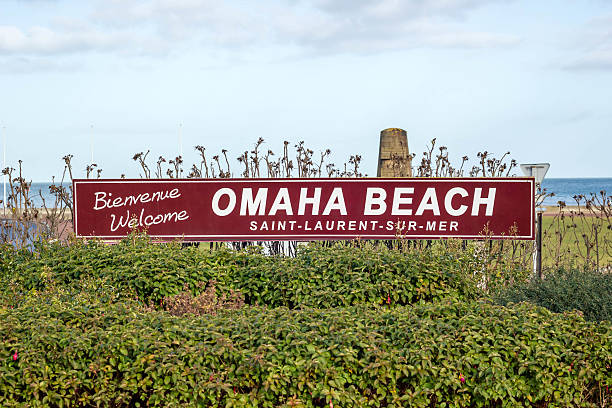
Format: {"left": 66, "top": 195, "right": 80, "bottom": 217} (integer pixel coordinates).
{"left": 377, "top": 128, "right": 412, "bottom": 177}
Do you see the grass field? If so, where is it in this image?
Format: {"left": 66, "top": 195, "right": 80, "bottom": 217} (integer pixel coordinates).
{"left": 194, "top": 214, "right": 612, "bottom": 274}
{"left": 199, "top": 213, "right": 612, "bottom": 273}
{"left": 542, "top": 215, "right": 611, "bottom": 269}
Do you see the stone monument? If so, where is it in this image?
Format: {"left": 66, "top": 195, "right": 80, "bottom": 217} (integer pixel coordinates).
{"left": 377, "top": 128, "right": 412, "bottom": 177}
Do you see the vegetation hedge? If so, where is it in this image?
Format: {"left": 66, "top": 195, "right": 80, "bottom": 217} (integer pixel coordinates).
{"left": 1, "top": 294, "right": 610, "bottom": 407}
{"left": 1, "top": 240, "right": 610, "bottom": 406}
{"left": 494, "top": 269, "right": 612, "bottom": 322}
{"left": 0, "top": 240, "right": 479, "bottom": 308}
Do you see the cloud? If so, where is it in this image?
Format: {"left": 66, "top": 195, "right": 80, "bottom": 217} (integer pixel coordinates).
{"left": 308, "top": 0, "right": 507, "bottom": 19}
{"left": 0, "top": 22, "right": 175, "bottom": 58}
{"left": 564, "top": 15, "right": 612, "bottom": 71}
{"left": 0, "top": 0, "right": 519, "bottom": 60}
{"left": 0, "top": 56, "right": 81, "bottom": 73}
{"left": 567, "top": 51, "right": 612, "bottom": 71}
{"left": 0, "top": 25, "right": 132, "bottom": 55}
{"left": 92, "top": 0, "right": 267, "bottom": 45}
{"left": 275, "top": 15, "right": 520, "bottom": 54}
{"left": 93, "top": 0, "right": 519, "bottom": 53}
{"left": 291, "top": 0, "right": 519, "bottom": 51}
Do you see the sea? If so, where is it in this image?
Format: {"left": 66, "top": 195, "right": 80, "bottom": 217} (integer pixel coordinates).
{"left": 539, "top": 178, "right": 612, "bottom": 206}
{"left": 1, "top": 178, "right": 611, "bottom": 208}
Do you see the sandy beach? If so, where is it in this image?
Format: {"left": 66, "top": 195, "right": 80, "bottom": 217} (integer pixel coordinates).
{"left": 542, "top": 205, "right": 608, "bottom": 217}
{"left": 0, "top": 208, "right": 72, "bottom": 222}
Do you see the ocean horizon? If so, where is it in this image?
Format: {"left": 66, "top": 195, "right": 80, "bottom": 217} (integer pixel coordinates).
{"left": 540, "top": 177, "right": 612, "bottom": 206}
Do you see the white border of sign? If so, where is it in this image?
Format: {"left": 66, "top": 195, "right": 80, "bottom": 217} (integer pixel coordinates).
{"left": 73, "top": 178, "right": 535, "bottom": 240}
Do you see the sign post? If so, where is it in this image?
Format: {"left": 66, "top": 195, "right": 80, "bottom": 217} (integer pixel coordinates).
{"left": 73, "top": 178, "right": 535, "bottom": 242}
{"left": 519, "top": 164, "right": 549, "bottom": 186}
{"left": 520, "top": 163, "right": 550, "bottom": 278}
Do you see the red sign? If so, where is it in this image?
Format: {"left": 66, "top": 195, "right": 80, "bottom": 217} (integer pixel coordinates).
{"left": 73, "top": 178, "right": 535, "bottom": 241}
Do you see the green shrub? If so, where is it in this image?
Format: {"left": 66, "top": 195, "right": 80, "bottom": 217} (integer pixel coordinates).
{"left": 0, "top": 298, "right": 610, "bottom": 407}
{"left": 494, "top": 269, "right": 612, "bottom": 322}
{"left": 0, "top": 239, "right": 479, "bottom": 308}
{"left": 217, "top": 244, "right": 479, "bottom": 308}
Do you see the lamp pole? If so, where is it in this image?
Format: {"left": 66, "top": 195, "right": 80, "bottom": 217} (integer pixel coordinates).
{"left": 536, "top": 210, "right": 542, "bottom": 278}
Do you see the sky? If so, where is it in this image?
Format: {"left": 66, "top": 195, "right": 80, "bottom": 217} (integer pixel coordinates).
{"left": 0, "top": 0, "right": 611, "bottom": 181}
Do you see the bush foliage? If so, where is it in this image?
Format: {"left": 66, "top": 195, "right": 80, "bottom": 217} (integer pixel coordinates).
{"left": 0, "top": 239, "right": 479, "bottom": 309}
{"left": 1, "top": 295, "right": 610, "bottom": 407}
{"left": 1, "top": 239, "right": 611, "bottom": 406}
{"left": 494, "top": 268, "right": 612, "bottom": 322}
